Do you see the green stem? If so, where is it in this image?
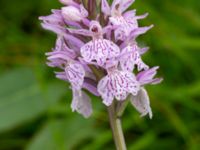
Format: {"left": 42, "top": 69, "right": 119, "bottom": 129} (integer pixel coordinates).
{"left": 116, "top": 100, "right": 129, "bottom": 117}
{"left": 107, "top": 102, "right": 127, "bottom": 150}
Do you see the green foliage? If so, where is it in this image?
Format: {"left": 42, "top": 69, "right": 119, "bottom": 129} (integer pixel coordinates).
{"left": 0, "top": 0, "right": 199, "bottom": 150}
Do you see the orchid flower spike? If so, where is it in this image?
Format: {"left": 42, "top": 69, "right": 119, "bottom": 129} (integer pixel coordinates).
{"left": 39, "top": 0, "right": 162, "bottom": 119}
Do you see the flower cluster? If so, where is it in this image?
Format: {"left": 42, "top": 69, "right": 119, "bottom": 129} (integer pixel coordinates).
{"left": 39, "top": 0, "right": 162, "bottom": 118}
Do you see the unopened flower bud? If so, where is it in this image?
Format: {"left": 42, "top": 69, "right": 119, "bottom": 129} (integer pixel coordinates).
{"left": 59, "top": 0, "right": 74, "bottom": 5}
{"left": 61, "top": 6, "right": 83, "bottom": 22}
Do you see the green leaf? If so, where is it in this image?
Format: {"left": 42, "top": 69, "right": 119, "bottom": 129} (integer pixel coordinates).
{"left": 0, "top": 68, "right": 66, "bottom": 133}
{"left": 26, "top": 117, "right": 98, "bottom": 150}
{"left": 129, "top": 131, "right": 156, "bottom": 150}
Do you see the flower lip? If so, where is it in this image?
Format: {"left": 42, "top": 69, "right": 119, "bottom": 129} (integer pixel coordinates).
{"left": 97, "top": 68, "right": 140, "bottom": 106}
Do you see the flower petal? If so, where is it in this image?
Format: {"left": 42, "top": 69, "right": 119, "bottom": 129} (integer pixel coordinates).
{"left": 111, "top": 0, "right": 122, "bottom": 13}
{"left": 83, "top": 79, "right": 100, "bottom": 96}
{"left": 123, "top": 71, "right": 140, "bottom": 96}
{"left": 101, "top": 0, "right": 111, "bottom": 16}
{"left": 120, "top": 45, "right": 149, "bottom": 72}
{"left": 120, "top": 46, "right": 135, "bottom": 72}
{"left": 41, "top": 23, "right": 65, "bottom": 35}
{"left": 65, "top": 63, "right": 85, "bottom": 89}
{"left": 98, "top": 68, "right": 139, "bottom": 105}
{"left": 61, "top": 6, "right": 82, "bottom": 22}
{"left": 80, "top": 4, "right": 88, "bottom": 18}
{"left": 39, "top": 9, "right": 63, "bottom": 25}
{"left": 80, "top": 41, "right": 95, "bottom": 63}
{"left": 121, "top": 0, "right": 135, "bottom": 13}
{"left": 123, "top": 9, "right": 136, "bottom": 19}
{"left": 139, "top": 47, "right": 149, "bottom": 55}
{"left": 59, "top": 0, "right": 79, "bottom": 7}
{"left": 129, "top": 25, "right": 154, "bottom": 39}
{"left": 130, "top": 88, "right": 152, "bottom": 118}
{"left": 81, "top": 39, "right": 120, "bottom": 66}
{"left": 68, "top": 28, "right": 92, "bottom": 36}
{"left": 71, "top": 89, "right": 93, "bottom": 118}
{"left": 97, "top": 76, "right": 114, "bottom": 106}
{"left": 136, "top": 67, "right": 163, "bottom": 85}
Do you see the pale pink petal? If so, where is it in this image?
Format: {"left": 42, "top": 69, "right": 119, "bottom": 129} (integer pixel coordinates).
{"left": 123, "top": 9, "right": 136, "bottom": 19}
{"left": 59, "top": 0, "right": 79, "bottom": 7}
{"left": 121, "top": 0, "right": 135, "bottom": 13}
{"left": 129, "top": 25, "right": 154, "bottom": 39}
{"left": 68, "top": 28, "right": 92, "bottom": 36}
{"left": 101, "top": 0, "right": 111, "bottom": 16}
{"left": 139, "top": 47, "right": 149, "bottom": 55}
{"left": 124, "top": 12, "right": 148, "bottom": 22}
{"left": 71, "top": 89, "right": 93, "bottom": 118}
{"left": 83, "top": 78, "right": 100, "bottom": 96}
{"left": 111, "top": 0, "right": 122, "bottom": 13}
{"left": 41, "top": 23, "right": 65, "bottom": 35}
{"left": 136, "top": 67, "right": 163, "bottom": 85}
{"left": 80, "top": 4, "right": 88, "bottom": 17}
{"left": 55, "top": 71, "right": 68, "bottom": 81}
{"left": 130, "top": 88, "right": 152, "bottom": 119}
{"left": 63, "top": 33, "right": 85, "bottom": 50}
{"left": 134, "top": 13, "right": 149, "bottom": 20}
{"left": 61, "top": 6, "right": 83, "bottom": 22}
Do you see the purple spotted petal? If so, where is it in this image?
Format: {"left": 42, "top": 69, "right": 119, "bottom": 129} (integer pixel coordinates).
{"left": 97, "top": 76, "right": 114, "bottom": 106}
{"left": 65, "top": 63, "right": 85, "bottom": 90}
{"left": 110, "top": 16, "right": 138, "bottom": 40}
{"left": 120, "top": 45, "right": 149, "bottom": 72}
{"left": 81, "top": 39, "right": 120, "bottom": 66}
{"left": 98, "top": 69, "right": 140, "bottom": 106}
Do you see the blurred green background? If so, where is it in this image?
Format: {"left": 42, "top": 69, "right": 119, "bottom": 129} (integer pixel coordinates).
{"left": 0, "top": 0, "right": 200, "bottom": 149}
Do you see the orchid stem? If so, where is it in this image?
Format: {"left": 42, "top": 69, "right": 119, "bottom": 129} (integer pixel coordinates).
{"left": 107, "top": 102, "right": 127, "bottom": 150}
